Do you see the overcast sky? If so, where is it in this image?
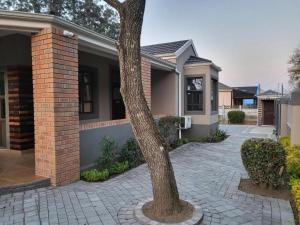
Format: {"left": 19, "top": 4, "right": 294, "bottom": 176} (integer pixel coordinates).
{"left": 141, "top": 0, "right": 300, "bottom": 91}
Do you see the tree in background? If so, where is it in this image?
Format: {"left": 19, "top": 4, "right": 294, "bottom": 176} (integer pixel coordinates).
{"left": 289, "top": 47, "right": 300, "bottom": 88}
{"left": 0, "top": 0, "right": 120, "bottom": 39}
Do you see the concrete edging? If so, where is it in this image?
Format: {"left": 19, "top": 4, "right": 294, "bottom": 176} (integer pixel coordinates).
{"left": 134, "top": 197, "right": 204, "bottom": 225}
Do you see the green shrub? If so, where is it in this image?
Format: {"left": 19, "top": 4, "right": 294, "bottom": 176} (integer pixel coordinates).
{"left": 228, "top": 111, "right": 245, "bottom": 124}
{"left": 81, "top": 169, "right": 109, "bottom": 182}
{"left": 120, "top": 138, "right": 144, "bottom": 168}
{"left": 158, "top": 116, "right": 183, "bottom": 150}
{"left": 110, "top": 161, "right": 129, "bottom": 175}
{"left": 290, "top": 178, "right": 300, "bottom": 221}
{"left": 279, "top": 136, "right": 291, "bottom": 148}
{"left": 188, "top": 129, "right": 228, "bottom": 143}
{"left": 176, "top": 138, "right": 190, "bottom": 147}
{"left": 241, "top": 138, "right": 286, "bottom": 188}
{"left": 97, "top": 136, "right": 117, "bottom": 169}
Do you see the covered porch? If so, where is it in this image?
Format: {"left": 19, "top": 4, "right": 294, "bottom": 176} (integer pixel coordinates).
{"left": 0, "top": 15, "right": 177, "bottom": 187}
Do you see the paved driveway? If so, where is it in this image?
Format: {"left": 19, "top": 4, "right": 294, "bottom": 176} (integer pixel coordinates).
{"left": 0, "top": 125, "right": 295, "bottom": 225}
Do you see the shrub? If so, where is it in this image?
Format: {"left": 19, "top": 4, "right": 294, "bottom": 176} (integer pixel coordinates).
{"left": 188, "top": 129, "right": 228, "bottom": 143}
{"left": 158, "top": 116, "right": 183, "bottom": 150}
{"left": 97, "top": 137, "right": 117, "bottom": 169}
{"left": 120, "top": 138, "right": 144, "bottom": 168}
{"left": 81, "top": 169, "right": 109, "bottom": 182}
{"left": 290, "top": 179, "right": 300, "bottom": 220}
{"left": 279, "top": 137, "right": 300, "bottom": 180}
{"left": 228, "top": 111, "right": 245, "bottom": 124}
{"left": 110, "top": 161, "right": 129, "bottom": 175}
{"left": 241, "top": 138, "right": 286, "bottom": 188}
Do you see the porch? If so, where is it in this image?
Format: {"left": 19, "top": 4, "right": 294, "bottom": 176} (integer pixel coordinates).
{"left": 0, "top": 26, "right": 177, "bottom": 187}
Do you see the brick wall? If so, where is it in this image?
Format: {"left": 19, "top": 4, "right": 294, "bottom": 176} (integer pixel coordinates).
{"left": 257, "top": 98, "right": 263, "bottom": 126}
{"left": 141, "top": 57, "right": 151, "bottom": 108}
{"left": 7, "top": 66, "right": 34, "bottom": 150}
{"left": 31, "top": 27, "right": 80, "bottom": 186}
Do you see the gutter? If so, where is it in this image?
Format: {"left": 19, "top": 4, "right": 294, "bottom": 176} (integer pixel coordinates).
{"left": 0, "top": 10, "right": 176, "bottom": 71}
{"left": 176, "top": 68, "right": 182, "bottom": 139}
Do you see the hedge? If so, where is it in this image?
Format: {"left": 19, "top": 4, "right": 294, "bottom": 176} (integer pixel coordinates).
{"left": 241, "top": 138, "right": 286, "bottom": 187}
{"left": 228, "top": 110, "right": 246, "bottom": 124}
{"left": 279, "top": 136, "right": 300, "bottom": 220}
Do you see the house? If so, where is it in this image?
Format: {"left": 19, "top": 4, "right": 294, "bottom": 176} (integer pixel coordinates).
{"left": 0, "top": 10, "right": 221, "bottom": 186}
{"left": 218, "top": 83, "right": 258, "bottom": 108}
{"left": 218, "top": 83, "right": 233, "bottom": 107}
{"left": 257, "top": 90, "right": 281, "bottom": 126}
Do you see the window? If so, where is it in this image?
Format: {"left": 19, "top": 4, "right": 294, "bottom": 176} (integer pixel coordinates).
{"left": 79, "top": 69, "right": 94, "bottom": 113}
{"left": 186, "top": 77, "right": 204, "bottom": 111}
{"left": 211, "top": 78, "right": 218, "bottom": 111}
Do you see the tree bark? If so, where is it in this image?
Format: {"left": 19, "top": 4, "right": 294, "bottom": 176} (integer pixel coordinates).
{"left": 104, "top": 0, "right": 182, "bottom": 217}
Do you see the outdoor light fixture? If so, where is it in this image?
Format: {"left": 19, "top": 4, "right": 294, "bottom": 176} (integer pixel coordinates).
{"left": 63, "top": 30, "right": 74, "bottom": 38}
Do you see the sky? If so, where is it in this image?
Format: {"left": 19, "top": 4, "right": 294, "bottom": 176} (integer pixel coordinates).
{"left": 141, "top": 0, "right": 300, "bottom": 91}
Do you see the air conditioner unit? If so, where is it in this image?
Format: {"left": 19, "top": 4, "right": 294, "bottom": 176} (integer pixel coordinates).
{"left": 181, "top": 116, "right": 192, "bottom": 129}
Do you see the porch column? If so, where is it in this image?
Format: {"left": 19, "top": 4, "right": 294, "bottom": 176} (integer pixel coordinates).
{"left": 141, "top": 57, "right": 151, "bottom": 108}
{"left": 31, "top": 27, "right": 80, "bottom": 186}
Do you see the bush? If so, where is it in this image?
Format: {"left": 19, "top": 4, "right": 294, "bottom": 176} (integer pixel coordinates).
{"left": 241, "top": 138, "right": 286, "bottom": 188}
{"left": 189, "top": 129, "right": 228, "bottom": 143}
{"left": 120, "top": 138, "right": 144, "bottom": 168}
{"left": 81, "top": 169, "right": 109, "bottom": 182}
{"left": 279, "top": 137, "right": 300, "bottom": 180}
{"left": 110, "top": 161, "right": 129, "bottom": 175}
{"left": 228, "top": 111, "right": 245, "bottom": 124}
{"left": 97, "top": 137, "right": 117, "bottom": 169}
{"left": 290, "top": 179, "right": 300, "bottom": 221}
{"left": 158, "top": 116, "right": 183, "bottom": 150}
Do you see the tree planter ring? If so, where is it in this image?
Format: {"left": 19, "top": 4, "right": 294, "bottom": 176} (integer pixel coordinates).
{"left": 134, "top": 197, "right": 204, "bottom": 225}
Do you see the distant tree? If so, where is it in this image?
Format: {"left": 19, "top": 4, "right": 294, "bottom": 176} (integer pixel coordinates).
{"left": 0, "top": 0, "right": 120, "bottom": 39}
{"left": 289, "top": 47, "right": 300, "bottom": 87}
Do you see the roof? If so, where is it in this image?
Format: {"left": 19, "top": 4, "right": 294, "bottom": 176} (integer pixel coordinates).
{"left": 185, "top": 56, "right": 212, "bottom": 65}
{"left": 0, "top": 10, "right": 176, "bottom": 71}
{"left": 184, "top": 56, "right": 222, "bottom": 71}
{"left": 141, "top": 40, "right": 190, "bottom": 55}
{"left": 259, "top": 89, "right": 281, "bottom": 96}
{"left": 233, "top": 86, "right": 258, "bottom": 95}
{"left": 219, "top": 83, "right": 232, "bottom": 91}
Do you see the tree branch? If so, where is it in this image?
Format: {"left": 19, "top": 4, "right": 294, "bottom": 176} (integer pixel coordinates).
{"left": 103, "top": 0, "right": 123, "bottom": 12}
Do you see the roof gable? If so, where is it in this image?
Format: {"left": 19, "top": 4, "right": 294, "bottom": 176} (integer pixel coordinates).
{"left": 141, "top": 39, "right": 198, "bottom": 57}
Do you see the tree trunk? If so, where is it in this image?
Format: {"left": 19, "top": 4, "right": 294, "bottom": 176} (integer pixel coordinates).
{"left": 104, "top": 0, "right": 182, "bottom": 217}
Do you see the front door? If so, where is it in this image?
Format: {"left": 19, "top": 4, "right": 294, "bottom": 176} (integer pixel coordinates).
{"left": 0, "top": 71, "right": 7, "bottom": 148}
{"left": 263, "top": 100, "right": 275, "bottom": 125}
{"left": 111, "top": 67, "right": 126, "bottom": 120}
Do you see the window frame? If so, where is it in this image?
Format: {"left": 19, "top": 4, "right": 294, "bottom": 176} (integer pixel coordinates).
{"left": 211, "top": 77, "right": 218, "bottom": 113}
{"left": 79, "top": 66, "right": 97, "bottom": 114}
{"left": 184, "top": 75, "right": 206, "bottom": 115}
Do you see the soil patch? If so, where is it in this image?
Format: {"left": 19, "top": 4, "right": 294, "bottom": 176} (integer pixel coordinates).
{"left": 142, "top": 200, "right": 194, "bottom": 223}
{"left": 239, "top": 178, "right": 291, "bottom": 200}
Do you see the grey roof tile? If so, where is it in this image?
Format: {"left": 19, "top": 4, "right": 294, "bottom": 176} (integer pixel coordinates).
{"left": 184, "top": 56, "right": 212, "bottom": 65}
{"left": 141, "top": 40, "right": 189, "bottom": 55}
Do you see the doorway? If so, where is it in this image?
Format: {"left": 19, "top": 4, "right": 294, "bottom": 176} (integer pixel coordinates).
{"left": 263, "top": 100, "right": 275, "bottom": 125}
{"left": 0, "top": 69, "right": 8, "bottom": 148}
{"left": 111, "top": 67, "right": 125, "bottom": 120}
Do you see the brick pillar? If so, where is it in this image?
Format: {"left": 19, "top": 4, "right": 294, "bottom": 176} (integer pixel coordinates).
{"left": 141, "top": 57, "right": 151, "bottom": 108}
{"left": 31, "top": 27, "right": 80, "bottom": 186}
{"left": 257, "top": 98, "right": 263, "bottom": 126}
{"left": 7, "top": 66, "right": 34, "bottom": 150}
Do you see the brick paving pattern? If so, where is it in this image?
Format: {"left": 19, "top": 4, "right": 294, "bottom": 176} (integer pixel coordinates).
{"left": 0, "top": 125, "right": 295, "bottom": 225}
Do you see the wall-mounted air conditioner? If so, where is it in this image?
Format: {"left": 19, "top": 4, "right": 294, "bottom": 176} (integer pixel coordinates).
{"left": 181, "top": 116, "right": 192, "bottom": 129}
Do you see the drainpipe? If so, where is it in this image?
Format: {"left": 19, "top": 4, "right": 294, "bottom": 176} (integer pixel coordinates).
{"left": 176, "top": 69, "right": 182, "bottom": 139}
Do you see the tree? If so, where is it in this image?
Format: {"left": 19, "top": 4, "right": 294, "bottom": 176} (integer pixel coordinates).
{"left": 103, "top": 0, "right": 182, "bottom": 218}
{"left": 289, "top": 47, "right": 300, "bottom": 87}
{"left": 0, "top": 0, "right": 120, "bottom": 39}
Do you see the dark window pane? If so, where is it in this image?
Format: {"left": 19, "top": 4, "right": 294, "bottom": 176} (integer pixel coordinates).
{"left": 186, "top": 77, "right": 204, "bottom": 112}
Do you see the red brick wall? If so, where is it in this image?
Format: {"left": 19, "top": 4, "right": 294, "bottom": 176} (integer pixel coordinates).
{"left": 257, "top": 98, "right": 263, "bottom": 126}
{"left": 31, "top": 27, "right": 80, "bottom": 186}
{"left": 7, "top": 66, "right": 34, "bottom": 150}
{"left": 141, "top": 57, "right": 151, "bottom": 108}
